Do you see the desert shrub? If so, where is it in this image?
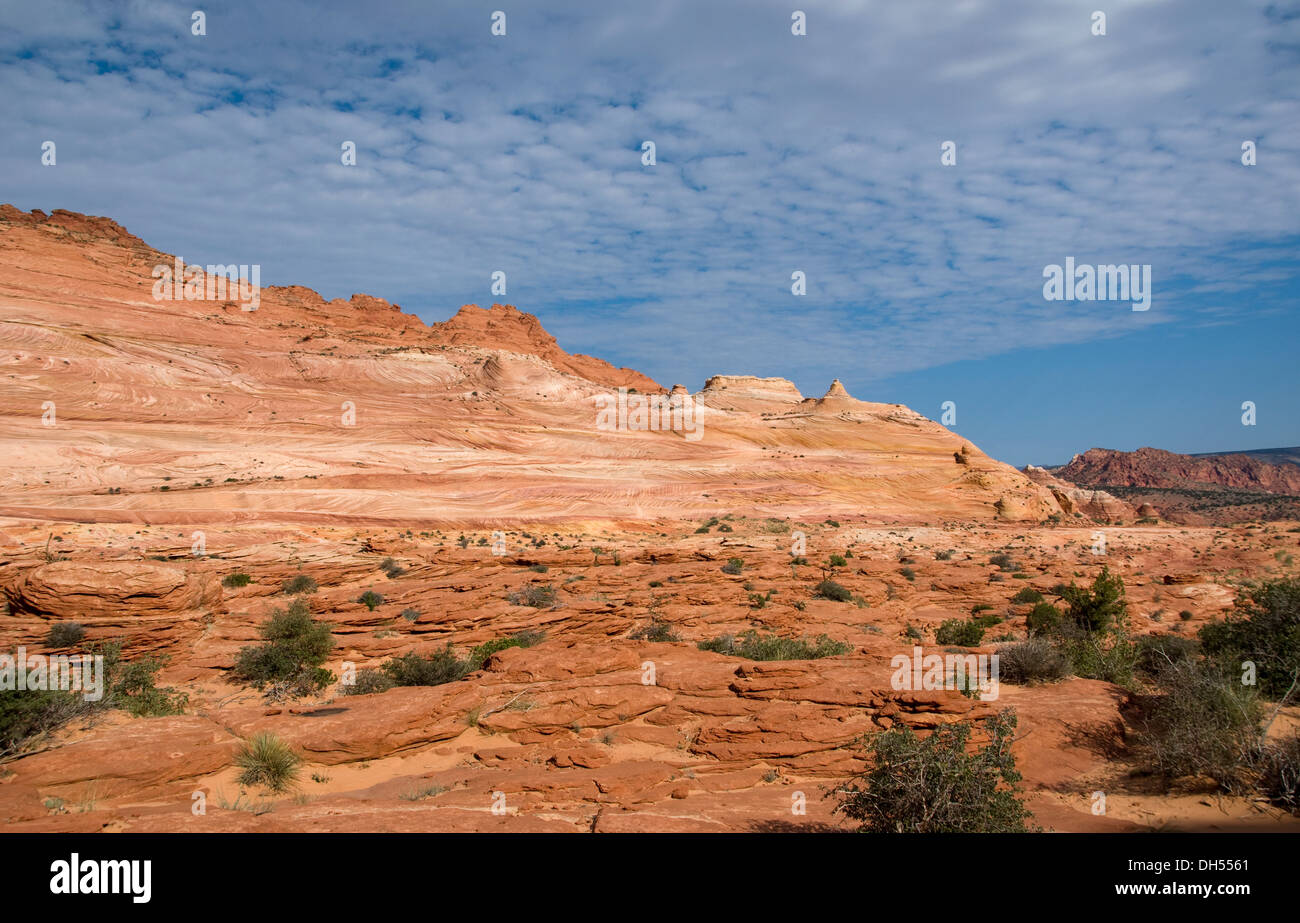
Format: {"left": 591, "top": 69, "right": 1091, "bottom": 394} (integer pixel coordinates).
{"left": 721, "top": 558, "right": 745, "bottom": 576}
{"left": 1132, "top": 658, "right": 1262, "bottom": 793}
{"left": 232, "top": 598, "right": 335, "bottom": 695}
{"left": 108, "top": 650, "right": 189, "bottom": 716}
{"left": 828, "top": 554, "right": 847, "bottom": 568}
{"left": 935, "top": 549, "right": 955, "bottom": 561}
{"left": 1198, "top": 578, "right": 1300, "bottom": 698}
{"left": 235, "top": 733, "right": 301, "bottom": 792}
{"left": 1257, "top": 733, "right": 1300, "bottom": 814}
{"left": 341, "top": 668, "right": 395, "bottom": 696}
{"left": 831, "top": 709, "right": 1034, "bottom": 832}
{"left": 379, "top": 557, "right": 406, "bottom": 577}
{"left": 697, "top": 630, "right": 850, "bottom": 660}
{"left": 989, "top": 552, "right": 1017, "bottom": 571}
{"left": 629, "top": 618, "right": 680, "bottom": 642}
{"left": 1011, "top": 587, "right": 1044, "bottom": 605}
{"left": 1134, "top": 634, "right": 1200, "bottom": 678}
{"left": 935, "top": 619, "right": 985, "bottom": 647}
{"left": 466, "top": 630, "right": 545, "bottom": 670}
{"left": 529, "top": 564, "right": 549, "bottom": 573}
{"left": 0, "top": 688, "right": 89, "bottom": 757}
{"left": 44, "top": 622, "right": 85, "bottom": 647}
{"left": 507, "top": 584, "right": 557, "bottom": 608}
{"left": 1056, "top": 630, "right": 1138, "bottom": 686}
{"left": 382, "top": 646, "right": 469, "bottom": 687}
{"left": 222, "top": 572, "right": 252, "bottom": 588}
{"left": 1026, "top": 602, "right": 1062, "bottom": 636}
{"left": 814, "top": 579, "right": 851, "bottom": 602}
{"left": 900, "top": 567, "right": 916, "bottom": 582}
{"left": 996, "top": 639, "right": 1070, "bottom": 684}
{"left": 1054, "top": 566, "right": 1127, "bottom": 634}
{"left": 357, "top": 590, "right": 385, "bottom": 611}
{"left": 281, "top": 575, "right": 318, "bottom": 595}
{"left": 399, "top": 607, "right": 420, "bottom": 622}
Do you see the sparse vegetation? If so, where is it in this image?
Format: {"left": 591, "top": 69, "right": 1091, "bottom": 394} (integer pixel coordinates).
{"left": 721, "top": 558, "right": 745, "bottom": 575}
{"left": 996, "top": 638, "right": 1070, "bottom": 684}
{"left": 935, "top": 618, "right": 985, "bottom": 647}
{"left": 831, "top": 710, "right": 1035, "bottom": 832}
{"left": 232, "top": 598, "right": 335, "bottom": 696}
{"left": 44, "top": 622, "right": 84, "bottom": 648}
{"left": 357, "top": 590, "right": 385, "bottom": 611}
{"left": 281, "top": 574, "right": 318, "bottom": 595}
{"left": 235, "top": 733, "right": 301, "bottom": 793}
{"left": 697, "top": 630, "right": 850, "bottom": 661}
{"left": 222, "top": 572, "right": 252, "bottom": 589}
{"left": 507, "top": 584, "right": 558, "bottom": 608}
{"left": 814, "top": 579, "right": 851, "bottom": 602}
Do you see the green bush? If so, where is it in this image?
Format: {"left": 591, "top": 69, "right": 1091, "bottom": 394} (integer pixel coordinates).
{"left": 379, "top": 557, "right": 406, "bottom": 577}
{"left": 697, "top": 630, "right": 850, "bottom": 661}
{"left": 507, "top": 584, "right": 557, "bottom": 608}
{"left": 466, "top": 630, "right": 545, "bottom": 670}
{"left": 997, "top": 638, "right": 1070, "bottom": 684}
{"left": 1198, "top": 577, "right": 1300, "bottom": 699}
{"left": 1026, "top": 602, "right": 1062, "bottom": 636}
{"left": 0, "top": 641, "right": 187, "bottom": 756}
{"left": 1011, "top": 587, "right": 1044, "bottom": 605}
{"left": 935, "top": 619, "right": 985, "bottom": 647}
{"left": 831, "top": 710, "right": 1035, "bottom": 832}
{"left": 222, "top": 572, "right": 252, "bottom": 588}
{"left": 629, "top": 618, "right": 680, "bottom": 642}
{"left": 1133, "top": 658, "right": 1261, "bottom": 793}
{"left": 382, "top": 646, "right": 469, "bottom": 687}
{"left": 44, "top": 622, "right": 85, "bottom": 647}
{"left": 1135, "top": 634, "right": 1199, "bottom": 679}
{"left": 232, "top": 598, "right": 335, "bottom": 695}
{"left": 341, "top": 668, "right": 396, "bottom": 696}
{"left": 235, "top": 733, "right": 301, "bottom": 792}
{"left": 814, "top": 579, "right": 851, "bottom": 602}
{"left": 900, "top": 567, "right": 916, "bottom": 582}
{"left": 357, "top": 590, "right": 385, "bottom": 611}
{"left": 721, "top": 558, "right": 745, "bottom": 575}
{"left": 1054, "top": 566, "right": 1127, "bottom": 634}
{"left": 281, "top": 575, "right": 318, "bottom": 595}
{"left": 828, "top": 554, "right": 847, "bottom": 568}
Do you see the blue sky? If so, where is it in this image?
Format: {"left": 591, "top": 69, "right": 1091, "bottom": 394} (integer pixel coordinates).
{"left": 2, "top": 0, "right": 1297, "bottom": 466}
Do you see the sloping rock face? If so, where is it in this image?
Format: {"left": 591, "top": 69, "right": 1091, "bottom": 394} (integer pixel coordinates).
{"left": 0, "top": 205, "right": 1062, "bottom": 527}
{"left": 6, "top": 561, "right": 219, "bottom": 620}
{"left": 1057, "top": 447, "right": 1300, "bottom": 494}
{"left": 1022, "top": 465, "right": 1136, "bottom": 522}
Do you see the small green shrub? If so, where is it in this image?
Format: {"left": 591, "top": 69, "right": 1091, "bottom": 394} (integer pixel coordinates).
{"left": 507, "top": 584, "right": 557, "bottom": 608}
{"left": 831, "top": 710, "right": 1035, "bottom": 832}
{"left": 222, "top": 572, "right": 252, "bottom": 589}
{"left": 721, "top": 558, "right": 745, "bottom": 575}
{"left": 44, "top": 622, "right": 85, "bottom": 648}
{"left": 235, "top": 733, "right": 301, "bottom": 793}
{"left": 996, "top": 639, "right": 1070, "bottom": 684}
{"left": 935, "top": 619, "right": 985, "bottom": 647}
{"left": 232, "top": 598, "right": 335, "bottom": 695}
{"left": 814, "top": 579, "right": 851, "bottom": 602}
{"left": 357, "top": 590, "right": 385, "bottom": 611}
{"left": 697, "top": 630, "right": 851, "bottom": 661}
{"left": 1026, "top": 602, "right": 1062, "bottom": 636}
{"left": 1011, "top": 587, "right": 1044, "bottom": 605}
{"left": 341, "top": 668, "right": 395, "bottom": 696}
{"left": 281, "top": 575, "right": 318, "bottom": 595}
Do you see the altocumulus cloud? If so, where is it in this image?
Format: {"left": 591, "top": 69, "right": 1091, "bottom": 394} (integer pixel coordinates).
{"left": 1, "top": 0, "right": 1297, "bottom": 391}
